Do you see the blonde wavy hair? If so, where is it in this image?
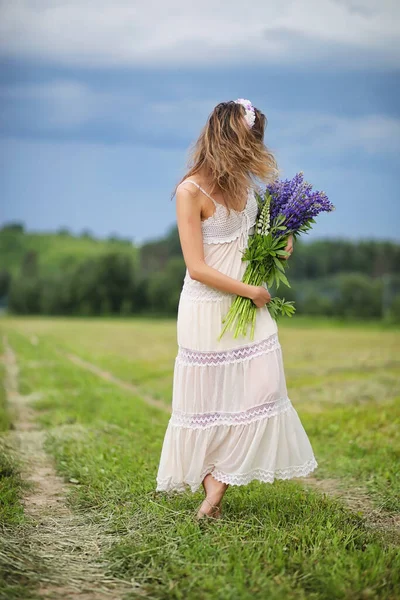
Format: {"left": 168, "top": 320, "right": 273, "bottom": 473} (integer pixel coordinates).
{"left": 172, "top": 100, "right": 280, "bottom": 213}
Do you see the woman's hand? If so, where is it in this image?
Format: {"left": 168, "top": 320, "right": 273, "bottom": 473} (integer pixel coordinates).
{"left": 283, "top": 234, "right": 294, "bottom": 259}
{"left": 247, "top": 285, "right": 271, "bottom": 308}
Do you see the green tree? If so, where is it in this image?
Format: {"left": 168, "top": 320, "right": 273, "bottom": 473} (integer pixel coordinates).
{"left": 386, "top": 294, "right": 400, "bottom": 324}
{"left": 1, "top": 223, "right": 25, "bottom": 233}
{"left": 0, "top": 269, "right": 11, "bottom": 298}
{"left": 20, "top": 250, "right": 39, "bottom": 278}
{"left": 336, "top": 273, "right": 383, "bottom": 319}
{"left": 8, "top": 277, "right": 42, "bottom": 314}
{"left": 147, "top": 257, "right": 186, "bottom": 314}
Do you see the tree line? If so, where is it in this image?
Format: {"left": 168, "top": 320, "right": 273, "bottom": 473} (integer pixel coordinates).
{"left": 1, "top": 223, "right": 400, "bottom": 322}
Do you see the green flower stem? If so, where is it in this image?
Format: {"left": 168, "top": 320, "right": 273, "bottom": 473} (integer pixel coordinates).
{"left": 218, "top": 263, "right": 267, "bottom": 341}
{"left": 218, "top": 250, "right": 292, "bottom": 341}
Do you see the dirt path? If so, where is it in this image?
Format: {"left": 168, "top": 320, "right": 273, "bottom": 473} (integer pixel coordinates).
{"left": 2, "top": 337, "right": 137, "bottom": 600}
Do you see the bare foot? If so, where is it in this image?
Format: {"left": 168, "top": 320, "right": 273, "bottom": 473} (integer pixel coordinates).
{"left": 197, "top": 473, "right": 229, "bottom": 519}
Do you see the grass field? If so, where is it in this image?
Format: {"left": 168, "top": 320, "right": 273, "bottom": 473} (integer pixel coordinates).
{"left": 0, "top": 316, "right": 399, "bottom": 600}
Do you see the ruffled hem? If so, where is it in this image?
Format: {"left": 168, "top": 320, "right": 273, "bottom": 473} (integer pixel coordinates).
{"left": 155, "top": 456, "right": 318, "bottom": 493}
{"left": 156, "top": 403, "right": 318, "bottom": 494}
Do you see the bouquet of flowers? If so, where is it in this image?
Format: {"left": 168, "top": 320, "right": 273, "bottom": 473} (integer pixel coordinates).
{"left": 218, "top": 171, "right": 335, "bottom": 341}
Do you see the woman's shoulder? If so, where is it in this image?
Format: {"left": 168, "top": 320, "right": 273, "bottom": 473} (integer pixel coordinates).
{"left": 177, "top": 179, "right": 202, "bottom": 192}
{"left": 175, "top": 180, "right": 205, "bottom": 222}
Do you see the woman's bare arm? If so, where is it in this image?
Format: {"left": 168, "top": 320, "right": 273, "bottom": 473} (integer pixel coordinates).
{"left": 176, "top": 185, "right": 255, "bottom": 298}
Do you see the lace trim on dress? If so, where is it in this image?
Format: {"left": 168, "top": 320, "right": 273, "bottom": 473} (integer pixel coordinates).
{"left": 155, "top": 457, "right": 318, "bottom": 493}
{"left": 176, "top": 333, "right": 281, "bottom": 367}
{"left": 211, "top": 457, "right": 319, "bottom": 486}
{"left": 202, "top": 223, "right": 256, "bottom": 246}
{"left": 169, "top": 396, "right": 292, "bottom": 429}
{"left": 201, "top": 212, "right": 257, "bottom": 246}
{"left": 178, "top": 181, "right": 259, "bottom": 246}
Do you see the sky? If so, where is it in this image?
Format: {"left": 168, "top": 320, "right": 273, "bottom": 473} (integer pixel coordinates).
{"left": 0, "top": 0, "right": 399, "bottom": 245}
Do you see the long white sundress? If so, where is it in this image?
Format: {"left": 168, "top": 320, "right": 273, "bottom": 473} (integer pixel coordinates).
{"left": 156, "top": 180, "right": 318, "bottom": 493}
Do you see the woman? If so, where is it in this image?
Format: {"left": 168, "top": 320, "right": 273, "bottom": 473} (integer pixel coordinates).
{"left": 155, "top": 99, "right": 318, "bottom": 520}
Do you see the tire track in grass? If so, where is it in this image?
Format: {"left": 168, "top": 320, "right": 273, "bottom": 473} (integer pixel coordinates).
{"left": 300, "top": 476, "right": 400, "bottom": 541}
{"left": 64, "top": 351, "right": 169, "bottom": 413}
{"left": 2, "top": 336, "right": 138, "bottom": 600}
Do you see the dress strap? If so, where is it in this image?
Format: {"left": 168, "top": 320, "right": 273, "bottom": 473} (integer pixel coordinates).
{"left": 178, "top": 180, "right": 219, "bottom": 206}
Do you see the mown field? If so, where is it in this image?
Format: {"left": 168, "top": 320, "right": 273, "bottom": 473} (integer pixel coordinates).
{"left": 0, "top": 316, "right": 399, "bottom": 600}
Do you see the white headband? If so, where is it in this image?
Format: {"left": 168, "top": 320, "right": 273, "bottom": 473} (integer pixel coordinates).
{"left": 235, "top": 98, "right": 255, "bottom": 129}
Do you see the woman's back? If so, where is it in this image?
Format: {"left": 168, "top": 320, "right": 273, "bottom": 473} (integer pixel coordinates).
{"left": 177, "top": 179, "right": 260, "bottom": 305}
{"left": 178, "top": 180, "right": 259, "bottom": 246}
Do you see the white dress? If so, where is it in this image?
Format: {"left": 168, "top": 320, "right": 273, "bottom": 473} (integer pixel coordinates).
{"left": 156, "top": 180, "right": 318, "bottom": 493}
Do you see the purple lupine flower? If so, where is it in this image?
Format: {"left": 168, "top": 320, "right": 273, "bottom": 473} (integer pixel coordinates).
{"left": 260, "top": 172, "right": 334, "bottom": 235}
{"left": 267, "top": 172, "right": 304, "bottom": 222}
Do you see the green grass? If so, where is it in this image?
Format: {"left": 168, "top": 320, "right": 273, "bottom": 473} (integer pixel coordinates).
{"left": 305, "top": 403, "right": 400, "bottom": 511}
{"left": 1, "top": 321, "right": 399, "bottom": 599}
{"left": 0, "top": 362, "right": 11, "bottom": 433}
{"left": 0, "top": 337, "right": 22, "bottom": 528}
{"left": 0, "top": 448, "right": 26, "bottom": 529}
{"left": 3, "top": 316, "right": 400, "bottom": 512}
{"left": 0, "top": 443, "right": 44, "bottom": 600}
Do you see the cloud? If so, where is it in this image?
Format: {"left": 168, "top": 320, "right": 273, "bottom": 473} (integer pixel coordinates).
{"left": 0, "top": 0, "right": 399, "bottom": 69}
{"left": 1, "top": 79, "right": 399, "bottom": 159}
{"left": 0, "top": 79, "right": 218, "bottom": 146}
{"left": 269, "top": 110, "right": 400, "bottom": 158}
{"left": 331, "top": 0, "right": 392, "bottom": 17}
{"left": 0, "top": 80, "right": 97, "bottom": 128}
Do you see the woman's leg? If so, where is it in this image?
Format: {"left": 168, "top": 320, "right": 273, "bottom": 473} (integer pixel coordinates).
{"left": 197, "top": 473, "right": 229, "bottom": 518}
